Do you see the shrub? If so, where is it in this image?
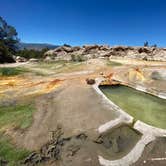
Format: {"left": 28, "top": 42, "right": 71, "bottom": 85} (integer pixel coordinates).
{"left": 71, "top": 54, "right": 85, "bottom": 62}
{"left": 0, "top": 42, "right": 15, "bottom": 63}
{"left": 151, "top": 44, "right": 157, "bottom": 48}
{"left": 16, "top": 48, "right": 49, "bottom": 59}
{"left": 0, "top": 67, "right": 27, "bottom": 76}
{"left": 144, "top": 41, "right": 149, "bottom": 47}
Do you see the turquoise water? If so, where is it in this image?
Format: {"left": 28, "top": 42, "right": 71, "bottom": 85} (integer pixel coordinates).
{"left": 100, "top": 85, "right": 166, "bottom": 129}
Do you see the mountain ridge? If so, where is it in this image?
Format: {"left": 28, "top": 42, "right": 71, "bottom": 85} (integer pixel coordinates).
{"left": 18, "top": 42, "right": 59, "bottom": 50}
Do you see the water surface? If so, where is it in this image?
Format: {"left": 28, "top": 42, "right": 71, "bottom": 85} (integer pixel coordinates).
{"left": 100, "top": 85, "right": 166, "bottom": 129}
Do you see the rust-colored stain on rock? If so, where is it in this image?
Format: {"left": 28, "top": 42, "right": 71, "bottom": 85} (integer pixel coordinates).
{"left": 0, "top": 76, "right": 62, "bottom": 99}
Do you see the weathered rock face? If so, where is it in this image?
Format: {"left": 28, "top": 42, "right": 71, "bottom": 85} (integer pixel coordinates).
{"left": 44, "top": 45, "right": 166, "bottom": 61}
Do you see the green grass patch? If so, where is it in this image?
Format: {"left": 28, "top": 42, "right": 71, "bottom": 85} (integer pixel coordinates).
{"left": 34, "top": 60, "right": 81, "bottom": 69}
{"left": 0, "top": 67, "right": 28, "bottom": 76}
{"left": 57, "top": 61, "right": 83, "bottom": 72}
{"left": 0, "top": 134, "right": 30, "bottom": 166}
{"left": 30, "top": 60, "right": 83, "bottom": 75}
{"left": 0, "top": 103, "right": 35, "bottom": 165}
{"left": 0, "top": 103, "right": 36, "bottom": 130}
{"left": 107, "top": 61, "right": 122, "bottom": 66}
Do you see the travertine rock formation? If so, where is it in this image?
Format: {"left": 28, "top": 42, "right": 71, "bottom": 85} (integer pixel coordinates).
{"left": 44, "top": 45, "right": 166, "bottom": 61}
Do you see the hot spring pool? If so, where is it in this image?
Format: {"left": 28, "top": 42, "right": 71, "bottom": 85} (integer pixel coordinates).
{"left": 100, "top": 85, "right": 166, "bottom": 129}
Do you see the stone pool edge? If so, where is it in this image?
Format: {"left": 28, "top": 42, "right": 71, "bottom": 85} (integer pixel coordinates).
{"left": 93, "top": 77, "right": 134, "bottom": 133}
{"left": 93, "top": 77, "right": 166, "bottom": 166}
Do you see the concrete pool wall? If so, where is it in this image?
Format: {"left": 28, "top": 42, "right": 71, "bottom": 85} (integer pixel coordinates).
{"left": 93, "top": 77, "right": 166, "bottom": 166}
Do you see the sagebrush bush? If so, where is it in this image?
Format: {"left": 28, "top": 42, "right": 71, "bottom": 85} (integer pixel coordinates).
{"left": 0, "top": 67, "right": 27, "bottom": 76}
{"left": 71, "top": 54, "right": 85, "bottom": 62}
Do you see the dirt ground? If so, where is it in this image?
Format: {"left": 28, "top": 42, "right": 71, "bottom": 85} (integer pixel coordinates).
{"left": 134, "top": 137, "right": 166, "bottom": 166}
{"left": 21, "top": 79, "right": 118, "bottom": 150}
{"left": 0, "top": 58, "right": 166, "bottom": 165}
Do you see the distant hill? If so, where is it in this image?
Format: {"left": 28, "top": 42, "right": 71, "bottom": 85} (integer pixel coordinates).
{"left": 18, "top": 43, "right": 59, "bottom": 50}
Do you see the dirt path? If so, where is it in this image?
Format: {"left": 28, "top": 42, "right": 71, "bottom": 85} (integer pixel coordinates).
{"left": 21, "top": 78, "right": 118, "bottom": 150}
{"left": 2, "top": 59, "right": 118, "bottom": 151}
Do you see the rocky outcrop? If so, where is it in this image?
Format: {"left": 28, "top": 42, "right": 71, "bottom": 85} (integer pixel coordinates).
{"left": 44, "top": 45, "right": 112, "bottom": 61}
{"left": 86, "top": 78, "right": 96, "bottom": 85}
{"left": 28, "top": 58, "right": 39, "bottom": 62}
{"left": 44, "top": 45, "right": 166, "bottom": 61}
{"left": 109, "top": 46, "right": 166, "bottom": 61}
{"left": 14, "top": 56, "right": 27, "bottom": 62}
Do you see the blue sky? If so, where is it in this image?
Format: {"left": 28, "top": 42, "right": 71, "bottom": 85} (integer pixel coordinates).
{"left": 1, "top": 0, "right": 166, "bottom": 46}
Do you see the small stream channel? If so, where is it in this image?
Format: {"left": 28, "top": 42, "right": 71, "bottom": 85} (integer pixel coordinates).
{"left": 100, "top": 85, "right": 166, "bottom": 129}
